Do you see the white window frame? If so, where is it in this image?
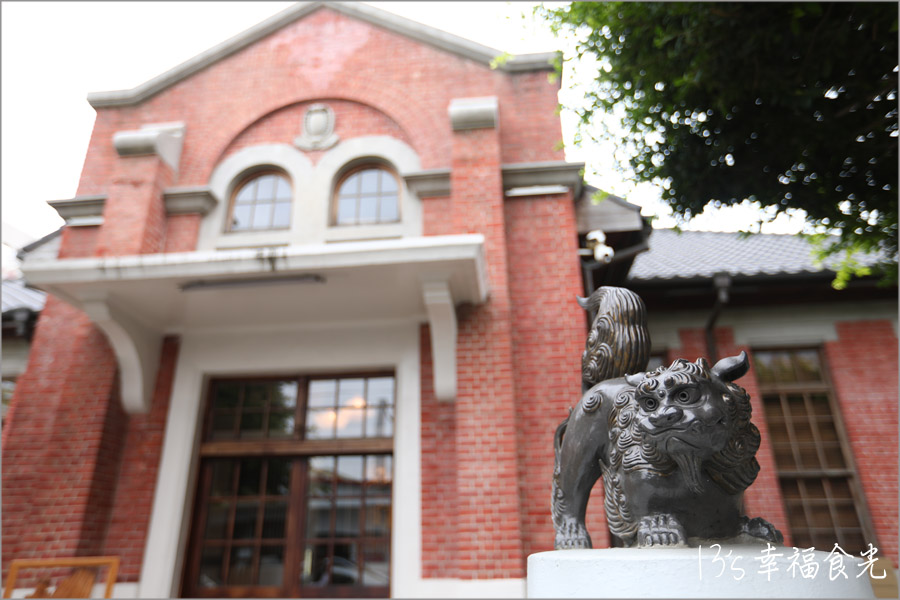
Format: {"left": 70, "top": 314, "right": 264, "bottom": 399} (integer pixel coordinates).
{"left": 136, "top": 321, "right": 424, "bottom": 598}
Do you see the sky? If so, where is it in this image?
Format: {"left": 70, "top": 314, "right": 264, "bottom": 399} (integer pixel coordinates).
{"left": 1, "top": 1, "right": 805, "bottom": 254}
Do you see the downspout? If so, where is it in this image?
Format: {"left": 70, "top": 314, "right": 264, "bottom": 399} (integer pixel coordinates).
{"left": 705, "top": 274, "right": 732, "bottom": 363}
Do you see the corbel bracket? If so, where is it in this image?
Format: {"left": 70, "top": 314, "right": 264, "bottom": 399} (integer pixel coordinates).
{"left": 80, "top": 294, "right": 161, "bottom": 414}
{"left": 421, "top": 280, "right": 458, "bottom": 402}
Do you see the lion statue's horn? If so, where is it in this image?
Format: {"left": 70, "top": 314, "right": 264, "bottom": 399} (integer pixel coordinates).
{"left": 711, "top": 351, "right": 749, "bottom": 382}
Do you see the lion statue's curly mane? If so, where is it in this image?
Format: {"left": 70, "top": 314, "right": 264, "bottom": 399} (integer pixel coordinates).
{"left": 601, "top": 357, "right": 762, "bottom": 545}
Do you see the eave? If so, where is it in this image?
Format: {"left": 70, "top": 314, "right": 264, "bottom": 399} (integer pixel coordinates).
{"left": 86, "top": 2, "right": 558, "bottom": 109}
{"left": 24, "top": 234, "right": 488, "bottom": 412}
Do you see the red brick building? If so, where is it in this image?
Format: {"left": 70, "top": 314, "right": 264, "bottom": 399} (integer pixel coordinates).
{"left": 3, "top": 3, "right": 896, "bottom": 597}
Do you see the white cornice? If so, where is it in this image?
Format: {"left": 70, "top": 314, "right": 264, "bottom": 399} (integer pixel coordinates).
{"left": 449, "top": 97, "right": 499, "bottom": 131}
{"left": 87, "top": 2, "right": 558, "bottom": 109}
{"left": 404, "top": 169, "right": 451, "bottom": 198}
{"left": 48, "top": 195, "right": 106, "bottom": 223}
{"left": 163, "top": 187, "right": 218, "bottom": 216}
{"left": 502, "top": 161, "right": 584, "bottom": 198}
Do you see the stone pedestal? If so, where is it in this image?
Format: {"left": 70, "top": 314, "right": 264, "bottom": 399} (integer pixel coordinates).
{"left": 527, "top": 548, "right": 876, "bottom": 599}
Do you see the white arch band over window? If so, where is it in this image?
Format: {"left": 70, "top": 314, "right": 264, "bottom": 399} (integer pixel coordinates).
{"left": 199, "top": 137, "right": 423, "bottom": 250}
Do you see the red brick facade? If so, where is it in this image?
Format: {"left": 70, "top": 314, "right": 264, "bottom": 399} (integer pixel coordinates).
{"left": 3, "top": 5, "right": 896, "bottom": 595}
{"left": 3, "top": 5, "right": 569, "bottom": 587}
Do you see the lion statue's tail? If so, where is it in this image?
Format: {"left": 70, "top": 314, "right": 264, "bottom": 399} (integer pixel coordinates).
{"left": 577, "top": 286, "right": 651, "bottom": 391}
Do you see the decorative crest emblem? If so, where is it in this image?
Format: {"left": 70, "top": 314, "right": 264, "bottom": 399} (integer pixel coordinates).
{"left": 294, "top": 104, "right": 339, "bottom": 150}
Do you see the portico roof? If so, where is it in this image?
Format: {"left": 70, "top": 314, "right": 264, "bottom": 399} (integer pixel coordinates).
{"left": 24, "top": 234, "right": 487, "bottom": 412}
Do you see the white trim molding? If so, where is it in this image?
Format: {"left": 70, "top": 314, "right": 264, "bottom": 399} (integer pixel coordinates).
{"left": 317, "top": 136, "right": 424, "bottom": 243}
{"left": 23, "top": 235, "right": 488, "bottom": 415}
{"left": 646, "top": 301, "right": 899, "bottom": 354}
{"left": 404, "top": 169, "right": 451, "bottom": 198}
{"left": 201, "top": 136, "right": 424, "bottom": 249}
{"left": 502, "top": 162, "right": 584, "bottom": 198}
{"left": 505, "top": 184, "right": 568, "bottom": 197}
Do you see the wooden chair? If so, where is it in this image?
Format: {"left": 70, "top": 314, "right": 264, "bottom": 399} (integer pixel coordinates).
{"left": 3, "top": 557, "right": 119, "bottom": 599}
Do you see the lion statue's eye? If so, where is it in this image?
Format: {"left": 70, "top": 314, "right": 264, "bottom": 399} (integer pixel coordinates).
{"left": 675, "top": 389, "right": 695, "bottom": 404}
{"left": 642, "top": 397, "right": 658, "bottom": 411}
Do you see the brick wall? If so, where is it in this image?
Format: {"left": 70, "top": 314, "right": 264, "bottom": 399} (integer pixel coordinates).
{"left": 100, "top": 337, "right": 180, "bottom": 581}
{"left": 448, "top": 124, "right": 524, "bottom": 579}
{"left": 419, "top": 325, "right": 460, "bottom": 577}
{"left": 222, "top": 99, "right": 412, "bottom": 166}
{"left": 825, "top": 321, "right": 898, "bottom": 567}
{"left": 1, "top": 298, "right": 122, "bottom": 584}
{"left": 57, "top": 226, "right": 99, "bottom": 259}
{"left": 163, "top": 214, "right": 202, "bottom": 253}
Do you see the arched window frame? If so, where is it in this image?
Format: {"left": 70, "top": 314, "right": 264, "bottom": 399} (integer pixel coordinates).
{"left": 331, "top": 162, "right": 402, "bottom": 227}
{"left": 225, "top": 168, "right": 293, "bottom": 233}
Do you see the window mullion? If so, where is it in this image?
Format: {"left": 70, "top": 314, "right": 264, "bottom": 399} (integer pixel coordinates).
{"left": 285, "top": 458, "right": 306, "bottom": 596}
{"left": 802, "top": 393, "right": 829, "bottom": 471}
{"left": 820, "top": 477, "right": 847, "bottom": 550}
{"left": 778, "top": 394, "right": 804, "bottom": 469}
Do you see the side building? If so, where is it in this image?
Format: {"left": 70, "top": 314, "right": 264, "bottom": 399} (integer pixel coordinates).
{"left": 624, "top": 228, "right": 898, "bottom": 584}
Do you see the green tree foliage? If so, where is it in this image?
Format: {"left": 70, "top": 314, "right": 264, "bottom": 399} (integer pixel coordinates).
{"left": 540, "top": 2, "right": 898, "bottom": 285}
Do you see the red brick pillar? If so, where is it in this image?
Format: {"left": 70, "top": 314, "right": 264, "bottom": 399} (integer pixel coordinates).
{"left": 96, "top": 150, "right": 173, "bottom": 256}
{"left": 504, "top": 193, "right": 588, "bottom": 557}
{"left": 2, "top": 129, "right": 180, "bottom": 582}
{"left": 1, "top": 268, "right": 124, "bottom": 581}
{"left": 448, "top": 97, "right": 525, "bottom": 578}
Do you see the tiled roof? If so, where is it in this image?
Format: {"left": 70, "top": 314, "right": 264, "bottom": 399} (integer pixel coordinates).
{"left": 628, "top": 229, "right": 871, "bottom": 281}
{"left": 2, "top": 278, "right": 46, "bottom": 314}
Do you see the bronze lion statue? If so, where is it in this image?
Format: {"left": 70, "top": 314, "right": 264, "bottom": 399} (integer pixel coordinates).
{"left": 552, "top": 286, "right": 783, "bottom": 549}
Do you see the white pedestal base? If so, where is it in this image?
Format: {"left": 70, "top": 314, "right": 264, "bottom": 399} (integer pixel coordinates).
{"left": 527, "top": 548, "right": 875, "bottom": 599}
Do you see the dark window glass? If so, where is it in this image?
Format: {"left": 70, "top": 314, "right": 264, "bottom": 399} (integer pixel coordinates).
{"left": 755, "top": 348, "right": 874, "bottom": 554}
{"left": 229, "top": 172, "right": 292, "bottom": 232}
{"left": 334, "top": 166, "right": 400, "bottom": 226}
{"left": 185, "top": 374, "right": 394, "bottom": 597}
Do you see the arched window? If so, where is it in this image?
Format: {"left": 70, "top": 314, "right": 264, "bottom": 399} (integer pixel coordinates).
{"left": 228, "top": 171, "right": 292, "bottom": 232}
{"left": 333, "top": 165, "right": 400, "bottom": 226}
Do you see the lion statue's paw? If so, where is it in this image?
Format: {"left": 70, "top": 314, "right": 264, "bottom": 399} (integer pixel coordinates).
{"left": 554, "top": 518, "right": 592, "bottom": 549}
{"left": 637, "top": 514, "right": 688, "bottom": 547}
{"left": 740, "top": 516, "right": 784, "bottom": 545}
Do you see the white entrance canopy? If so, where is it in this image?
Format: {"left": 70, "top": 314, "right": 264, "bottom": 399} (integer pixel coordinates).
{"left": 23, "top": 234, "right": 487, "bottom": 413}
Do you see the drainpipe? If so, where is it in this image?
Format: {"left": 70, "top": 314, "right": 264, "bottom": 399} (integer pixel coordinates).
{"left": 705, "top": 274, "right": 732, "bottom": 363}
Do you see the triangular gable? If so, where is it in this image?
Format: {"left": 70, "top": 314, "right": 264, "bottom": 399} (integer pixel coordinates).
{"left": 87, "top": 1, "right": 557, "bottom": 108}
